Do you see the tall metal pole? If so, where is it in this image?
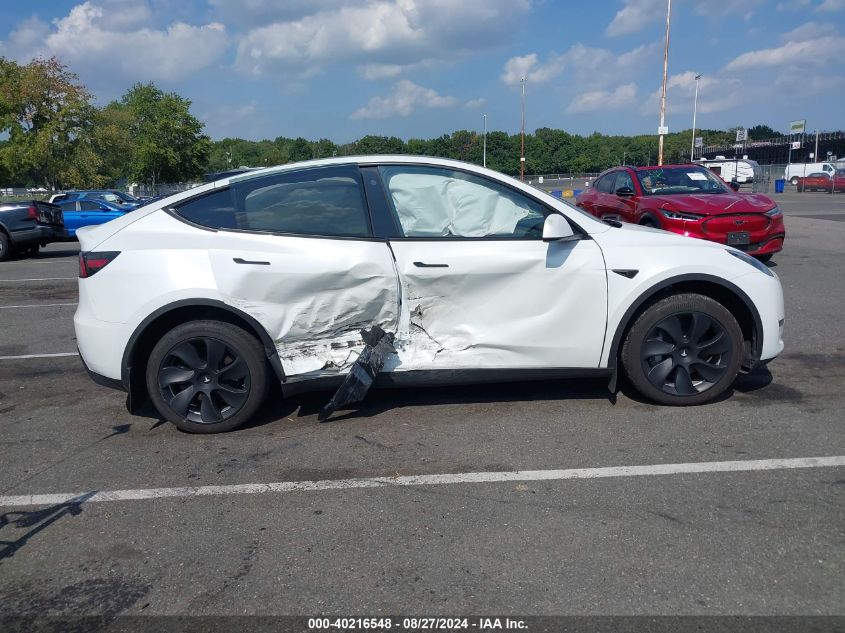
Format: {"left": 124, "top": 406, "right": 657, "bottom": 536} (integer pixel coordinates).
{"left": 483, "top": 114, "right": 487, "bottom": 168}
{"left": 520, "top": 76, "right": 526, "bottom": 180}
{"left": 658, "top": 0, "right": 672, "bottom": 166}
{"left": 690, "top": 73, "right": 701, "bottom": 161}
{"left": 815, "top": 129, "right": 819, "bottom": 161}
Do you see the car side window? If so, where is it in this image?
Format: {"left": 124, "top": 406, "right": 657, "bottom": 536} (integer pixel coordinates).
{"left": 175, "top": 167, "right": 371, "bottom": 237}
{"left": 232, "top": 166, "right": 371, "bottom": 237}
{"left": 379, "top": 165, "right": 548, "bottom": 239}
{"left": 614, "top": 171, "right": 634, "bottom": 192}
{"left": 79, "top": 201, "right": 103, "bottom": 211}
{"left": 594, "top": 174, "right": 614, "bottom": 193}
{"left": 176, "top": 189, "right": 238, "bottom": 229}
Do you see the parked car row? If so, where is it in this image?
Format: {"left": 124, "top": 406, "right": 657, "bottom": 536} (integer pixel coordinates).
{"left": 0, "top": 190, "right": 167, "bottom": 260}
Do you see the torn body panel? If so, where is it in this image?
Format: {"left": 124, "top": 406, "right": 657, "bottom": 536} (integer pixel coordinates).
{"left": 386, "top": 238, "right": 609, "bottom": 371}
{"left": 206, "top": 233, "right": 400, "bottom": 376}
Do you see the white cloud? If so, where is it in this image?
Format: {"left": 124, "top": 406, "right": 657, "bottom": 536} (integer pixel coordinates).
{"left": 606, "top": 0, "right": 665, "bottom": 37}
{"left": 350, "top": 80, "right": 456, "bottom": 119}
{"left": 566, "top": 83, "right": 638, "bottom": 114}
{"left": 357, "top": 60, "right": 436, "bottom": 80}
{"left": 780, "top": 21, "right": 837, "bottom": 41}
{"left": 777, "top": 0, "right": 811, "bottom": 11}
{"left": 639, "top": 71, "right": 745, "bottom": 116}
{"left": 500, "top": 53, "right": 566, "bottom": 87}
{"left": 501, "top": 42, "right": 658, "bottom": 89}
{"left": 465, "top": 98, "right": 487, "bottom": 109}
{"left": 0, "top": 2, "right": 229, "bottom": 83}
{"left": 816, "top": 0, "right": 845, "bottom": 11}
{"left": 235, "top": 0, "right": 530, "bottom": 77}
{"left": 725, "top": 34, "right": 845, "bottom": 71}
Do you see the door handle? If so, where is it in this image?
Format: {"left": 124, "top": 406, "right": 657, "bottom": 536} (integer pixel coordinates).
{"left": 233, "top": 257, "right": 271, "bottom": 265}
{"left": 413, "top": 261, "right": 449, "bottom": 268}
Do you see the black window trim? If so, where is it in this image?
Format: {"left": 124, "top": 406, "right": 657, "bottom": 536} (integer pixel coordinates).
{"left": 168, "top": 164, "right": 387, "bottom": 242}
{"left": 364, "top": 161, "right": 590, "bottom": 242}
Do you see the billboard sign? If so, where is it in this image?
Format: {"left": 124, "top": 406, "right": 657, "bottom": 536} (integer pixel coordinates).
{"left": 789, "top": 119, "right": 806, "bottom": 134}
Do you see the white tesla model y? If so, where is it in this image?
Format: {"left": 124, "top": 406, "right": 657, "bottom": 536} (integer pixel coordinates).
{"left": 74, "top": 156, "right": 785, "bottom": 432}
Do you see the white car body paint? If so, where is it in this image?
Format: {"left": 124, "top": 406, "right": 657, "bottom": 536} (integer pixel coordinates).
{"left": 74, "top": 155, "right": 784, "bottom": 385}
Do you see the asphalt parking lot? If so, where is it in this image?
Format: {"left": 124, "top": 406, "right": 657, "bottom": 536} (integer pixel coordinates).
{"left": 0, "top": 191, "right": 843, "bottom": 618}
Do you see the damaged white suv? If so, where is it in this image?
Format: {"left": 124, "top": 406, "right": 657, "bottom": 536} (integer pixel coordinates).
{"left": 74, "top": 156, "right": 784, "bottom": 432}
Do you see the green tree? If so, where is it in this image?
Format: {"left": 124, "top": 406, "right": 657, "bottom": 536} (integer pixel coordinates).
{"left": 0, "top": 57, "right": 95, "bottom": 190}
{"left": 117, "top": 82, "right": 211, "bottom": 190}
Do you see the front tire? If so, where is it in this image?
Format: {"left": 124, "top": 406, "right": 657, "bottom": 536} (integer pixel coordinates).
{"left": 790, "top": 176, "right": 799, "bottom": 186}
{"left": 146, "top": 320, "right": 269, "bottom": 433}
{"left": 621, "top": 294, "right": 743, "bottom": 406}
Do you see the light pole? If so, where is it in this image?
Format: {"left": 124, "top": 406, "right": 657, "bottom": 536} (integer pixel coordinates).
{"left": 690, "top": 72, "right": 701, "bottom": 161}
{"left": 657, "top": 0, "right": 672, "bottom": 166}
{"left": 482, "top": 113, "right": 487, "bottom": 168}
{"left": 520, "top": 76, "right": 526, "bottom": 180}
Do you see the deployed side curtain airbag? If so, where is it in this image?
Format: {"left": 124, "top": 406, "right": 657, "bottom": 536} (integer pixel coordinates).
{"left": 386, "top": 171, "right": 532, "bottom": 237}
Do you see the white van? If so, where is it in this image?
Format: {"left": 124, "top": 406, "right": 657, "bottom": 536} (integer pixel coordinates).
{"left": 784, "top": 162, "right": 836, "bottom": 185}
{"left": 698, "top": 158, "right": 759, "bottom": 184}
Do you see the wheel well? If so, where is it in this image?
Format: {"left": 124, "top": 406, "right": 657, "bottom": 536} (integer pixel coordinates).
{"left": 612, "top": 279, "right": 760, "bottom": 372}
{"left": 124, "top": 303, "right": 283, "bottom": 412}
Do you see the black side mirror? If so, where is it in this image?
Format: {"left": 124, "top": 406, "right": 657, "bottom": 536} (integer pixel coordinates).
{"left": 729, "top": 181, "right": 740, "bottom": 192}
{"left": 615, "top": 186, "right": 635, "bottom": 197}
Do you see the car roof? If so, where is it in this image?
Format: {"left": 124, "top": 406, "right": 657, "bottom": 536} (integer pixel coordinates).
{"left": 634, "top": 164, "right": 702, "bottom": 171}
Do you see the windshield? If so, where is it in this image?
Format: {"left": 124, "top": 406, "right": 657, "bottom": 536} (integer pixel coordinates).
{"left": 635, "top": 166, "right": 730, "bottom": 195}
{"left": 112, "top": 191, "right": 138, "bottom": 202}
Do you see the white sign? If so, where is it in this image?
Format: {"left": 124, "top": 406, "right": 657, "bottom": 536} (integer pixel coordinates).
{"left": 538, "top": 176, "right": 544, "bottom": 183}
{"left": 658, "top": 126, "right": 669, "bottom": 135}
{"left": 686, "top": 172, "right": 707, "bottom": 180}
{"left": 790, "top": 119, "right": 806, "bottom": 134}
{"left": 694, "top": 137, "right": 703, "bottom": 148}
{"left": 809, "top": 153, "right": 814, "bottom": 159}
{"left": 735, "top": 129, "right": 747, "bottom": 142}
{"left": 791, "top": 141, "right": 801, "bottom": 150}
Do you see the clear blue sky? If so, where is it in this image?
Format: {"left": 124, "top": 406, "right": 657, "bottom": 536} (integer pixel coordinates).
{"left": 1, "top": 0, "right": 843, "bottom": 142}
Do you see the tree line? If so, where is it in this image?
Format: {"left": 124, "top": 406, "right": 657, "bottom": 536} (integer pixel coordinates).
{"left": 1, "top": 56, "right": 787, "bottom": 191}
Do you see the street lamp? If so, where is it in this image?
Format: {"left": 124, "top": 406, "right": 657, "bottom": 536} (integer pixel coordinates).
{"left": 520, "top": 76, "right": 526, "bottom": 180}
{"left": 690, "top": 73, "right": 701, "bottom": 161}
{"left": 482, "top": 113, "right": 487, "bottom": 168}
{"left": 657, "top": 0, "right": 672, "bottom": 166}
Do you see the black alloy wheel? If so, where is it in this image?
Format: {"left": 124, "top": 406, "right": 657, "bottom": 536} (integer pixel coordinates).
{"left": 621, "top": 293, "right": 744, "bottom": 406}
{"left": 158, "top": 337, "right": 250, "bottom": 424}
{"left": 640, "top": 312, "right": 732, "bottom": 397}
{"left": 146, "top": 320, "right": 269, "bottom": 433}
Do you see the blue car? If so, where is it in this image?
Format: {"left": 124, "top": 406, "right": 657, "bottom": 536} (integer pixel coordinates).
{"left": 51, "top": 190, "right": 141, "bottom": 210}
{"left": 57, "top": 199, "right": 132, "bottom": 237}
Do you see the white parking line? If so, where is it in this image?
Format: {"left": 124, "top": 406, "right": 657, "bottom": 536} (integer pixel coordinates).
{"left": 0, "top": 352, "right": 78, "bottom": 360}
{"left": 1, "top": 455, "right": 842, "bottom": 508}
{"left": 0, "top": 303, "right": 77, "bottom": 309}
{"left": 0, "top": 277, "right": 76, "bottom": 282}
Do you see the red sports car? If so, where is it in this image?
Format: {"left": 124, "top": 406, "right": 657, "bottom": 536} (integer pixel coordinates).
{"left": 576, "top": 164, "right": 785, "bottom": 261}
{"left": 797, "top": 170, "right": 845, "bottom": 193}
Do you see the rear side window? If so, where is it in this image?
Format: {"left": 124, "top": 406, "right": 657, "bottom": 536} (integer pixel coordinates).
{"left": 176, "top": 189, "right": 238, "bottom": 229}
{"left": 174, "top": 166, "right": 371, "bottom": 237}
{"left": 79, "top": 201, "right": 104, "bottom": 211}
{"left": 233, "top": 166, "right": 371, "bottom": 237}
{"left": 594, "top": 174, "right": 614, "bottom": 193}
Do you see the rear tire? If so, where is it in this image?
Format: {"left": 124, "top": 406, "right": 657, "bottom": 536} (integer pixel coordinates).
{"left": 0, "top": 233, "right": 11, "bottom": 262}
{"left": 754, "top": 253, "right": 773, "bottom": 263}
{"left": 146, "top": 320, "right": 269, "bottom": 433}
{"left": 790, "top": 176, "right": 799, "bottom": 186}
{"left": 621, "top": 294, "right": 743, "bottom": 406}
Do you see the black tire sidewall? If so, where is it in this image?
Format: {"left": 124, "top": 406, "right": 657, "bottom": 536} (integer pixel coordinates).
{"left": 621, "top": 294, "right": 744, "bottom": 406}
{"left": 0, "top": 234, "right": 10, "bottom": 261}
{"left": 145, "top": 320, "right": 269, "bottom": 433}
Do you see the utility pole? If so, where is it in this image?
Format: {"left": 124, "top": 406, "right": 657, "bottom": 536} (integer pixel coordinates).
{"left": 658, "top": 0, "right": 672, "bottom": 166}
{"left": 815, "top": 129, "right": 819, "bottom": 161}
{"left": 690, "top": 72, "right": 701, "bottom": 161}
{"left": 482, "top": 113, "right": 487, "bottom": 168}
{"left": 520, "top": 76, "right": 526, "bottom": 180}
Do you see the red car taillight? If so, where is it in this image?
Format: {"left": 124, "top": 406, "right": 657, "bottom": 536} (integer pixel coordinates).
{"left": 27, "top": 204, "right": 38, "bottom": 220}
{"left": 78, "top": 251, "right": 120, "bottom": 278}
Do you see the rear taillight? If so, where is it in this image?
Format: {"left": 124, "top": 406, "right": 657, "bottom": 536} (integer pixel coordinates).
{"left": 27, "top": 204, "right": 38, "bottom": 220}
{"left": 78, "top": 251, "right": 120, "bottom": 278}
